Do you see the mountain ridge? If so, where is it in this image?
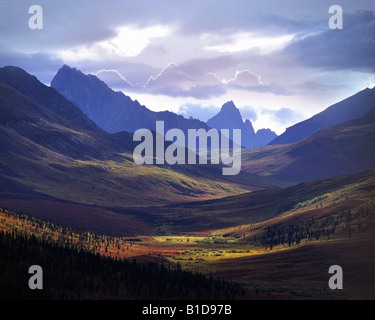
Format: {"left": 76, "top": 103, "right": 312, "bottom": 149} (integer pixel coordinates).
{"left": 0, "top": 66, "right": 102, "bottom": 134}
{"left": 242, "top": 107, "right": 375, "bottom": 183}
{"left": 269, "top": 87, "right": 375, "bottom": 145}
{"left": 52, "top": 66, "right": 278, "bottom": 148}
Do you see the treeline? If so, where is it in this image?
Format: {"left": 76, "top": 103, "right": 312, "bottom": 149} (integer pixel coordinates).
{"left": 259, "top": 205, "right": 375, "bottom": 250}
{"left": 0, "top": 218, "right": 246, "bottom": 300}
{"left": 0, "top": 208, "right": 137, "bottom": 255}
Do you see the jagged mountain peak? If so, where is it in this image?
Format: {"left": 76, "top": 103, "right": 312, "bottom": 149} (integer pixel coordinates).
{"left": 51, "top": 65, "right": 210, "bottom": 135}
{"left": 207, "top": 101, "right": 277, "bottom": 148}
{"left": 244, "top": 119, "right": 253, "bottom": 127}
{"left": 52, "top": 65, "right": 110, "bottom": 91}
{"left": 207, "top": 101, "right": 243, "bottom": 129}
{"left": 221, "top": 100, "right": 237, "bottom": 111}
{"left": 60, "top": 64, "right": 75, "bottom": 71}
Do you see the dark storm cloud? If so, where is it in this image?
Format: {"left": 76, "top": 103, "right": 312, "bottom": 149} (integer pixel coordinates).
{"left": 284, "top": 10, "right": 375, "bottom": 72}
{"left": 0, "top": 1, "right": 117, "bottom": 51}
{"left": 1, "top": 0, "right": 374, "bottom": 119}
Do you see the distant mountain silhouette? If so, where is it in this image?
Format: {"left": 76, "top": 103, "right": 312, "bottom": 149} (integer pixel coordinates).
{"left": 207, "top": 101, "right": 277, "bottom": 148}
{"left": 269, "top": 87, "right": 375, "bottom": 145}
{"left": 51, "top": 65, "right": 211, "bottom": 135}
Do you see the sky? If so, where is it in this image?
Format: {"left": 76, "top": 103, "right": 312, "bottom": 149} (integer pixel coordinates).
{"left": 0, "top": 0, "right": 374, "bottom": 134}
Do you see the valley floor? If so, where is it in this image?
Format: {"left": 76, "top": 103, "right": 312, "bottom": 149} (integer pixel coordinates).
{"left": 1, "top": 185, "right": 374, "bottom": 299}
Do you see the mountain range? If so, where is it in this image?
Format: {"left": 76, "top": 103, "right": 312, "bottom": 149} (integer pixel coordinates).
{"left": 0, "top": 66, "right": 284, "bottom": 209}
{"left": 51, "top": 65, "right": 277, "bottom": 147}
{"left": 53, "top": 65, "right": 375, "bottom": 151}
{"left": 0, "top": 65, "right": 374, "bottom": 207}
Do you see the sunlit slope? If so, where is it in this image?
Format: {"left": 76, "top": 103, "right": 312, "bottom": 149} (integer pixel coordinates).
{"left": 0, "top": 150, "right": 252, "bottom": 206}
{"left": 134, "top": 170, "right": 375, "bottom": 300}
{"left": 143, "top": 170, "right": 375, "bottom": 233}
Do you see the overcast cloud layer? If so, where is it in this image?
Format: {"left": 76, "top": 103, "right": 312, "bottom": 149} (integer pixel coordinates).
{"left": 0, "top": 0, "right": 374, "bottom": 134}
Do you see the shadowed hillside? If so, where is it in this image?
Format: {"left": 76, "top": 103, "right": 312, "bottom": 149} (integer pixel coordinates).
{"left": 242, "top": 108, "right": 375, "bottom": 183}
{"left": 269, "top": 87, "right": 375, "bottom": 145}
